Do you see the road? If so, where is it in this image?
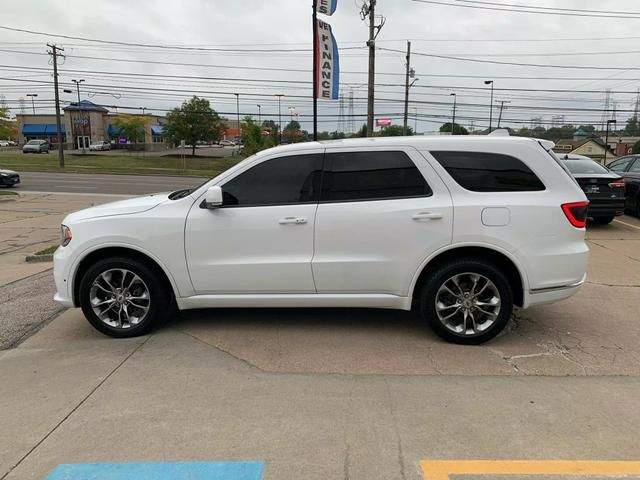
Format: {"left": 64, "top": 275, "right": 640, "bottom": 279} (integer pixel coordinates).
{"left": 15, "top": 171, "right": 207, "bottom": 195}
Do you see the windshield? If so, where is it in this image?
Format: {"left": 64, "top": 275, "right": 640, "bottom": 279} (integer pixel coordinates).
{"left": 564, "top": 159, "right": 609, "bottom": 174}
{"left": 27, "top": 140, "right": 41, "bottom": 145}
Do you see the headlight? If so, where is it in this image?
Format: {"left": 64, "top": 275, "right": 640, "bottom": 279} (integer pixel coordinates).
{"left": 0, "top": 173, "right": 7, "bottom": 177}
{"left": 60, "top": 225, "right": 73, "bottom": 247}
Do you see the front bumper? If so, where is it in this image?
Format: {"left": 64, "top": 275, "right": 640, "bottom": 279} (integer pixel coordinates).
{"left": 0, "top": 176, "right": 19, "bottom": 186}
{"left": 53, "top": 245, "right": 75, "bottom": 307}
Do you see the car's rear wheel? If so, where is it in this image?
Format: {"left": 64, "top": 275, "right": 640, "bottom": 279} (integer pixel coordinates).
{"left": 419, "top": 259, "right": 513, "bottom": 345}
{"left": 78, "top": 257, "right": 171, "bottom": 338}
{"left": 591, "top": 215, "right": 615, "bottom": 225}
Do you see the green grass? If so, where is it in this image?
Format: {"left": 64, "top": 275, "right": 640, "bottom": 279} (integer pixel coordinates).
{"left": 0, "top": 189, "right": 18, "bottom": 196}
{"left": 0, "top": 151, "right": 244, "bottom": 177}
{"left": 34, "top": 245, "right": 58, "bottom": 256}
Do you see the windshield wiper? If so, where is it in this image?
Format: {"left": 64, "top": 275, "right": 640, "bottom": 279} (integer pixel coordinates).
{"left": 168, "top": 189, "right": 192, "bottom": 200}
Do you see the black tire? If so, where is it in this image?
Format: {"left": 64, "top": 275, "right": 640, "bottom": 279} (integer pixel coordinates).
{"left": 419, "top": 258, "right": 514, "bottom": 345}
{"left": 590, "top": 215, "right": 615, "bottom": 225}
{"left": 78, "top": 256, "right": 171, "bottom": 338}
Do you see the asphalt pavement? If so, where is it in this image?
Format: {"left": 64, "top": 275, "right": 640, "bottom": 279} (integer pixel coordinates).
{"left": 15, "top": 171, "right": 206, "bottom": 195}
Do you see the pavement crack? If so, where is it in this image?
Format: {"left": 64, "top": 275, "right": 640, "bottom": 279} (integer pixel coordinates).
{"left": 383, "top": 379, "right": 408, "bottom": 480}
{"left": 0, "top": 335, "right": 151, "bottom": 480}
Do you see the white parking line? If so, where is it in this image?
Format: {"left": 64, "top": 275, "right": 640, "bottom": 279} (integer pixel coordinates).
{"left": 613, "top": 219, "right": 640, "bottom": 231}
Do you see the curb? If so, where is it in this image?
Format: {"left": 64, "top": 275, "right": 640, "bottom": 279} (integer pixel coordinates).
{"left": 25, "top": 254, "right": 54, "bottom": 263}
{"left": 0, "top": 193, "right": 19, "bottom": 201}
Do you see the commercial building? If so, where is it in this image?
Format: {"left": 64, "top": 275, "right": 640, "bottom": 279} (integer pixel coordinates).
{"left": 15, "top": 101, "right": 166, "bottom": 150}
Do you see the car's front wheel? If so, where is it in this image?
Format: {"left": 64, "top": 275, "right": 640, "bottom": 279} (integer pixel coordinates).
{"left": 419, "top": 259, "right": 514, "bottom": 345}
{"left": 78, "top": 257, "right": 171, "bottom": 338}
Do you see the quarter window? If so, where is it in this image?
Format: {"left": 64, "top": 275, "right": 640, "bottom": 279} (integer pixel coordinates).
{"left": 222, "top": 154, "right": 323, "bottom": 206}
{"left": 321, "top": 151, "right": 432, "bottom": 202}
{"left": 607, "top": 157, "right": 633, "bottom": 172}
{"left": 629, "top": 159, "right": 640, "bottom": 173}
{"left": 431, "top": 151, "right": 545, "bottom": 192}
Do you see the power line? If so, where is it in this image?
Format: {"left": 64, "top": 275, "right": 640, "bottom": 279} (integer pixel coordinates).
{"left": 411, "top": 0, "right": 640, "bottom": 20}
{"left": 454, "top": 0, "right": 640, "bottom": 17}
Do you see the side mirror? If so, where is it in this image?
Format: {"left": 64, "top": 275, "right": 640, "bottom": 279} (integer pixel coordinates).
{"left": 203, "top": 185, "right": 223, "bottom": 209}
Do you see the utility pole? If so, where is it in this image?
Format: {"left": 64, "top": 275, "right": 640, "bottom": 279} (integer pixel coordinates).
{"left": 26, "top": 93, "right": 37, "bottom": 114}
{"left": 234, "top": 93, "right": 240, "bottom": 143}
{"left": 450, "top": 93, "right": 457, "bottom": 135}
{"left": 257, "top": 104, "right": 261, "bottom": 124}
{"left": 496, "top": 100, "right": 510, "bottom": 128}
{"left": 484, "top": 80, "right": 494, "bottom": 133}
{"left": 403, "top": 41, "right": 412, "bottom": 136}
{"left": 604, "top": 119, "right": 616, "bottom": 164}
{"left": 275, "top": 94, "right": 284, "bottom": 145}
{"left": 47, "top": 43, "right": 64, "bottom": 168}
{"left": 365, "top": 0, "right": 377, "bottom": 137}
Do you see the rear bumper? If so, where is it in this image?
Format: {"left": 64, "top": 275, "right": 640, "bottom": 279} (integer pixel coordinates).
{"left": 587, "top": 199, "right": 625, "bottom": 217}
{"left": 0, "top": 176, "right": 19, "bottom": 185}
{"left": 525, "top": 273, "right": 586, "bottom": 308}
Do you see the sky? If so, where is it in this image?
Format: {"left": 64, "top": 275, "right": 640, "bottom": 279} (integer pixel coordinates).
{"left": 2, "top": 0, "right": 640, "bottom": 134}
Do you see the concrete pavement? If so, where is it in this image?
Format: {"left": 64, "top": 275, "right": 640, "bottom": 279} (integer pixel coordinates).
{"left": 1, "top": 193, "right": 639, "bottom": 479}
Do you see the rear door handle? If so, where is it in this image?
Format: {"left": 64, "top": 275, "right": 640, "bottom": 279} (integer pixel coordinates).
{"left": 279, "top": 216, "right": 307, "bottom": 225}
{"left": 412, "top": 212, "right": 443, "bottom": 221}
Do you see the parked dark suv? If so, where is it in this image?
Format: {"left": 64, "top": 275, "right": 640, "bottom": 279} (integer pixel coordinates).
{"left": 607, "top": 155, "right": 640, "bottom": 217}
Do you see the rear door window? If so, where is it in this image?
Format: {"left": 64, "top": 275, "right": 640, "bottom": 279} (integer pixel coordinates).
{"left": 430, "top": 151, "right": 545, "bottom": 192}
{"left": 608, "top": 157, "right": 633, "bottom": 172}
{"left": 320, "top": 150, "right": 432, "bottom": 202}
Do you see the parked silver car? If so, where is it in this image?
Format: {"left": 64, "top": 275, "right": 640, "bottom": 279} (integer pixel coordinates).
{"left": 89, "top": 141, "right": 111, "bottom": 151}
{"left": 22, "top": 140, "right": 49, "bottom": 153}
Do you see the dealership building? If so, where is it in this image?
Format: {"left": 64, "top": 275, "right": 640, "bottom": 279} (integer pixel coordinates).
{"left": 15, "top": 101, "right": 166, "bottom": 150}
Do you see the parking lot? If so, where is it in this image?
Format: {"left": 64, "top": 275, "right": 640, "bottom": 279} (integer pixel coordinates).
{"left": 1, "top": 193, "right": 640, "bottom": 479}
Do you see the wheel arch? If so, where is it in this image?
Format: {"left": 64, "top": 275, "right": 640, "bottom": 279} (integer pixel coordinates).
{"left": 72, "top": 245, "right": 177, "bottom": 307}
{"left": 410, "top": 245, "right": 526, "bottom": 308}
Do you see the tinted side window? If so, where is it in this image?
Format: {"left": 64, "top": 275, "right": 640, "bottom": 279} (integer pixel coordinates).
{"left": 222, "top": 154, "right": 323, "bottom": 206}
{"left": 629, "top": 159, "right": 640, "bottom": 173}
{"left": 431, "top": 151, "right": 545, "bottom": 192}
{"left": 608, "top": 157, "right": 632, "bottom": 172}
{"left": 321, "top": 151, "right": 432, "bottom": 202}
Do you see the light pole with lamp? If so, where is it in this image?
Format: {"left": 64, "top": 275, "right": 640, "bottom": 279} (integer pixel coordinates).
{"left": 450, "top": 93, "right": 457, "bottom": 135}
{"left": 71, "top": 79, "right": 86, "bottom": 151}
{"left": 25, "top": 94, "right": 38, "bottom": 114}
{"left": 257, "top": 104, "right": 261, "bottom": 124}
{"left": 484, "top": 80, "right": 494, "bottom": 133}
{"left": 604, "top": 119, "right": 616, "bottom": 164}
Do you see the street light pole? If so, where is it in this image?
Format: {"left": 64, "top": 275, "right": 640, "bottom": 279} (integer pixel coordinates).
{"left": 26, "top": 94, "right": 37, "bottom": 114}
{"left": 234, "top": 93, "right": 240, "bottom": 143}
{"left": 604, "top": 119, "right": 616, "bottom": 164}
{"left": 257, "top": 104, "right": 261, "bottom": 124}
{"left": 450, "top": 93, "right": 457, "bottom": 135}
{"left": 484, "top": 80, "right": 494, "bottom": 133}
{"left": 403, "top": 41, "right": 412, "bottom": 136}
{"left": 72, "top": 79, "right": 86, "bottom": 152}
{"left": 275, "top": 94, "right": 284, "bottom": 145}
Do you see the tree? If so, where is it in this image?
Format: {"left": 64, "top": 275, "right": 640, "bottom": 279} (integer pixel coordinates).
{"left": 317, "top": 131, "right": 331, "bottom": 140}
{"left": 241, "top": 116, "right": 274, "bottom": 156}
{"left": 283, "top": 120, "right": 303, "bottom": 143}
{"left": 379, "top": 124, "right": 413, "bottom": 136}
{"left": 439, "top": 122, "right": 468, "bottom": 135}
{"left": 624, "top": 117, "right": 640, "bottom": 136}
{"left": 578, "top": 125, "right": 596, "bottom": 133}
{"left": 261, "top": 120, "right": 279, "bottom": 145}
{"left": 330, "top": 131, "right": 346, "bottom": 140}
{"left": 164, "top": 96, "right": 226, "bottom": 156}
{"left": 633, "top": 140, "right": 640, "bottom": 154}
{"left": 0, "top": 105, "right": 15, "bottom": 140}
{"left": 515, "top": 127, "right": 531, "bottom": 137}
{"left": 355, "top": 123, "right": 368, "bottom": 137}
{"left": 111, "top": 114, "right": 149, "bottom": 145}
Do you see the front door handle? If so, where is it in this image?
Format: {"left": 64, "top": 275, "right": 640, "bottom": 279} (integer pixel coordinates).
{"left": 279, "top": 216, "right": 307, "bottom": 225}
{"left": 412, "top": 212, "right": 443, "bottom": 221}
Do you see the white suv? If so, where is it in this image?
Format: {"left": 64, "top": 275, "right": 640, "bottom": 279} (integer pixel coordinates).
{"left": 54, "top": 136, "right": 589, "bottom": 344}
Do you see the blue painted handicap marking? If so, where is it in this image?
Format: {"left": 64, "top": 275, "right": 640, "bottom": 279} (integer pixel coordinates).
{"left": 46, "top": 461, "right": 265, "bottom": 480}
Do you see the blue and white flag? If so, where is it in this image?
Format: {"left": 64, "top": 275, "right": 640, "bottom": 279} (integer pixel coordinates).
{"left": 316, "top": 0, "right": 338, "bottom": 16}
{"left": 315, "top": 19, "right": 340, "bottom": 100}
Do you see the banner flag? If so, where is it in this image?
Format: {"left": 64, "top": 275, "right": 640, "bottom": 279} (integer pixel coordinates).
{"left": 315, "top": 19, "right": 340, "bottom": 100}
{"left": 316, "top": 0, "right": 338, "bottom": 16}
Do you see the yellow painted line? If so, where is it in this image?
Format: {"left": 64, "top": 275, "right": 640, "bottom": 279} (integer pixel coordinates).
{"left": 613, "top": 219, "right": 640, "bottom": 231}
{"left": 420, "top": 460, "right": 640, "bottom": 480}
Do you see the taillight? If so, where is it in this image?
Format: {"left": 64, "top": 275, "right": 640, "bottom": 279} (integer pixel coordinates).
{"left": 562, "top": 201, "right": 589, "bottom": 228}
{"left": 608, "top": 179, "right": 625, "bottom": 188}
